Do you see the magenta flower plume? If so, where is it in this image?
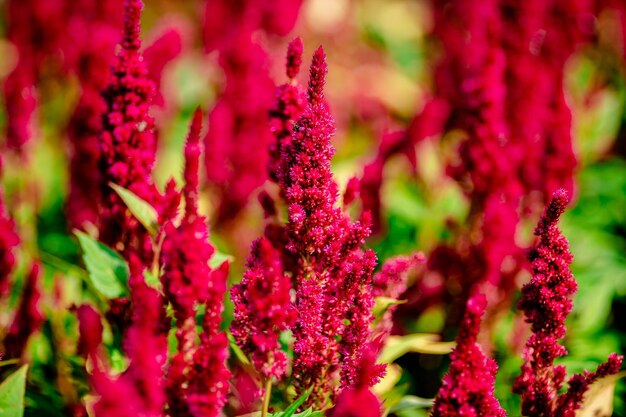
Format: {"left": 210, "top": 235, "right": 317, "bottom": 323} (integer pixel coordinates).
{"left": 204, "top": 33, "right": 275, "bottom": 223}
{"left": 514, "top": 190, "right": 623, "bottom": 416}
{"left": 268, "top": 37, "right": 307, "bottom": 182}
{"left": 98, "top": 0, "right": 159, "bottom": 258}
{"left": 66, "top": 3, "right": 122, "bottom": 230}
{"left": 3, "top": 0, "right": 67, "bottom": 151}
{"left": 0, "top": 193, "right": 20, "bottom": 298}
{"left": 231, "top": 237, "right": 296, "bottom": 380}
{"left": 276, "top": 46, "right": 382, "bottom": 406}
{"left": 160, "top": 110, "right": 231, "bottom": 417}
{"left": 431, "top": 294, "right": 506, "bottom": 417}
{"left": 4, "top": 262, "right": 44, "bottom": 359}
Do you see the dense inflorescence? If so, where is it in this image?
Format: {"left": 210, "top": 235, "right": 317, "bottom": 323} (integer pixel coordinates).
{"left": 231, "top": 237, "right": 296, "bottom": 380}
{"left": 514, "top": 190, "right": 623, "bottom": 416}
{"left": 160, "top": 110, "right": 231, "bottom": 417}
{"left": 204, "top": 32, "right": 275, "bottom": 224}
{"left": 97, "top": 0, "right": 160, "bottom": 259}
{"left": 274, "top": 45, "right": 383, "bottom": 406}
{"left": 66, "top": 0, "right": 123, "bottom": 230}
{"left": 431, "top": 294, "right": 506, "bottom": 417}
{"left": 202, "top": 0, "right": 303, "bottom": 225}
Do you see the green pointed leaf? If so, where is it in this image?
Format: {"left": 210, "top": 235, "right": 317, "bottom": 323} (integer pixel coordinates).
{"left": 75, "top": 231, "right": 129, "bottom": 299}
{"left": 388, "top": 395, "right": 434, "bottom": 413}
{"left": 110, "top": 183, "right": 159, "bottom": 237}
{"left": 143, "top": 270, "right": 162, "bottom": 292}
{"left": 379, "top": 334, "right": 454, "bottom": 364}
{"left": 270, "top": 388, "right": 313, "bottom": 417}
{"left": 0, "top": 365, "right": 28, "bottom": 417}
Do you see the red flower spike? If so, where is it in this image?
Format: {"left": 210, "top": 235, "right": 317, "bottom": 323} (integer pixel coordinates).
{"left": 431, "top": 294, "right": 506, "bottom": 417}
{"left": 231, "top": 237, "right": 296, "bottom": 380}
{"left": 514, "top": 190, "right": 623, "bottom": 416}
{"left": 97, "top": 0, "right": 160, "bottom": 260}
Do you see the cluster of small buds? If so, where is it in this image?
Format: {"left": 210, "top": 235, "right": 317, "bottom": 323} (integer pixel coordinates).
{"left": 372, "top": 253, "right": 424, "bottom": 336}
{"left": 231, "top": 237, "right": 296, "bottom": 380}
{"left": 273, "top": 44, "right": 383, "bottom": 407}
{"left": 160, "top": 110, "right": 231, "bottom": 417}
{"left": 431, "top": 294, "right": 506, "bottom": 417}
{"left": 97, "top": 0, "right": 160, "bottom": 259}
{"left": 268, "top": 37, "right": 307, "bottom": 182}
{"left": 514, "top": 190, "right": 623, "bottom": 416}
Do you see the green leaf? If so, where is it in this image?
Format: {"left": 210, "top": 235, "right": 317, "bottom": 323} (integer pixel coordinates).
{"left": 0, "top": 365, "right": 28, "bottom": 417}
{"left": 270, "top": 389, "right": 313, "bottom": 417}
{"left": 110, "top": 183, "right": 159, "bottom": 237}
{"left": 143, "top": 270, "right": 162, "bottom": 292}
{"left": 379, "top": 334, "right": 455, "bottom": 364}
{"left": 388, "top": 395, "right": 434, "bottom": 413}
{"left": 75, "top": 231, "right": 129, "bottom": 299}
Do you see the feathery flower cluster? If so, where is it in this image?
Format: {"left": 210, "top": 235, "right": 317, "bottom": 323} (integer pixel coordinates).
{"left": 431, "top": 294, "right": 506, "bottom": 417}
{"left": 203, "top": 0, "right": 304, "bottom": 224}
{"left": 3, "top": 262, "right": 44, "bottom": 359}
{"left": 275, "top": 45, "right": 382, "bottom": 405}
{"left": 0, "top": 193, "right": 20, "bottom": 298}
{"left": 66, "top": 1, "right": 123, "bottom": 230}
{"left": 268, "top": 37, "right": 307, "bottom": 182}
{"left": 160, "top": 110, "right": 231, "bottom": 417}
{"left": 514, "top": 190, "right": 623, "bottom": 416}
{"left": 97, "top": 0, "right": 160, "bottom": 258}
{"left": 204, "top": 34, "right": 275, "bottom": 224}
{"left": 231, "top": 237, "right": 296, "bottom": 380}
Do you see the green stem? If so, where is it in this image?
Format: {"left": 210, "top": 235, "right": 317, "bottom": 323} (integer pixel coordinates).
{"left": 262, "top": 378, "right": 272, "bottom": 417}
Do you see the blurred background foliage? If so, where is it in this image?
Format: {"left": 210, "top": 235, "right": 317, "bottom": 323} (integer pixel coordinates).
{"left": 1, "top": 0, "right": 626, "bottom": 416}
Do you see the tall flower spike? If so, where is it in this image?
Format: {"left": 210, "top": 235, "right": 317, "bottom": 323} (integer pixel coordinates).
{"left": 278, "top": 47, "right": 382, "bottom": 407}
{"left": 514, "top": 190, "right": 623, "bottom": 416}
{"left": 307, "top": 46, "right": 328, "bottom": 106}
{"left": 268, "top": 37, "right": 307, "bottom": 182}
{"left": 431, "top": 294, "right": 506, "bottom": 417}
{"left": 286, "top": 37, "right": 304, "bottom": 79}
{"left": 98, "top": 0, "right": 159, "bottom": 259}
{"left": 231, "top": 237, "right": 296, "bottom": 380}
{"left": 161, "top": 109, "right": 231, "bottom": 417}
